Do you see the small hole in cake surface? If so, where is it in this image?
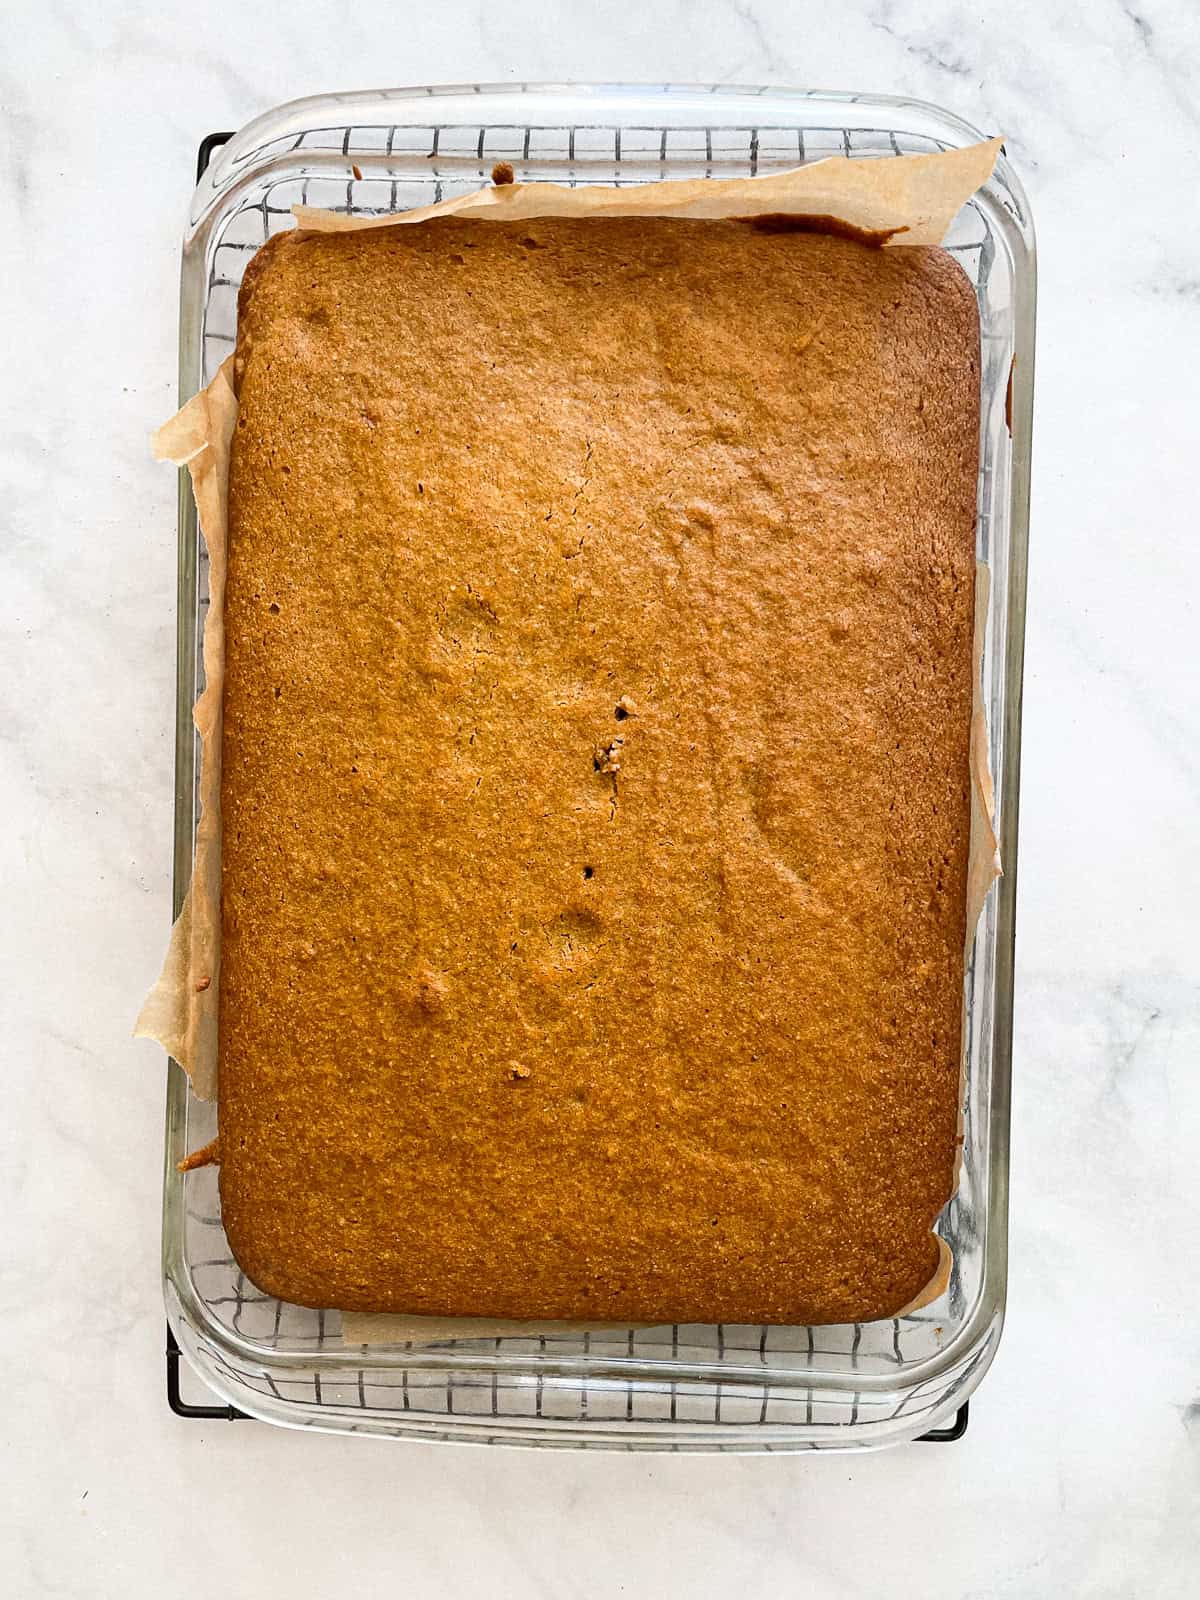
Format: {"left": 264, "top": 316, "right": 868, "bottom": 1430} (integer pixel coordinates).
{"left": 583, "top": 865, "right": 594, "bottom": 879}
{"left": 268, "top": 602, "right": 280, "bottom": 614}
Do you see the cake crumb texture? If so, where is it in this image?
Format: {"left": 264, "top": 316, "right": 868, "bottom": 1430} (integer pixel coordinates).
{"left": 219, "top": 216, "right": 980, "bottom": 1324}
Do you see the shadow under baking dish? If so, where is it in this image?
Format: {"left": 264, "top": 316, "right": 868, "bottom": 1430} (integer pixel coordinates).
{"left": 163, "top": 82, "right": 1034, "bottom": 1451}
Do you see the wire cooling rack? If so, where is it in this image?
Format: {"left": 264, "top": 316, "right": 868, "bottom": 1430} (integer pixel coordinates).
{"left": 166, "top": 1321, "right": 970, "bottom": 1438}
{"left": 162, "top": 104, "right": 1020, "bottom": 1444}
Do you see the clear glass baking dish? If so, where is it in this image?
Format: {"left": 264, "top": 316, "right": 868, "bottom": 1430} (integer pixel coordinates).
{"left": 163, "top": 82, "right": 1034, "bottom": 1450}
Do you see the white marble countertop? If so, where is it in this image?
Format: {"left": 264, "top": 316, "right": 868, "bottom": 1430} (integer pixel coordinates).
{"left": 6, "top": 1, "right": 1200, "bottom": 1594}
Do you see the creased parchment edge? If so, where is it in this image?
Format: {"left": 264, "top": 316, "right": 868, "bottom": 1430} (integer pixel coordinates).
{"left": 134, "top": 356, "right": 237, "bottom": 1101}
{"left": 292, "top": 137, "right": 1002, "bottom": 249}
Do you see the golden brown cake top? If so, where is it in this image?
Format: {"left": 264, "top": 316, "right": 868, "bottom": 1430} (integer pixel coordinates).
{"left": 219, "top": 216, "right": 979, "bottom": 1325}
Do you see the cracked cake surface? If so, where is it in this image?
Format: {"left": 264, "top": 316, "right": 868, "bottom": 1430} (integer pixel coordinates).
{"left": 218, "top": 215, "right": 979, "bottom": 1324}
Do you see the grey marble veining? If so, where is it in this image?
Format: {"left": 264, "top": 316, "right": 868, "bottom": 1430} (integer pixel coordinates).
{"left": 3, "top": 2, "right": 1199, "bottom": 1596}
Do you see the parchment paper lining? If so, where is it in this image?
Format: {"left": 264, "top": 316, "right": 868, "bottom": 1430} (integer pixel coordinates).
{"left": 291, "top": 137, "right": 1001, "bottom": 246}
{"left": 138, "top": 141, "right": 1003, "bottom": 1342}
{"left": 134, "top": 358, "right": 237, "bottom": 1101}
